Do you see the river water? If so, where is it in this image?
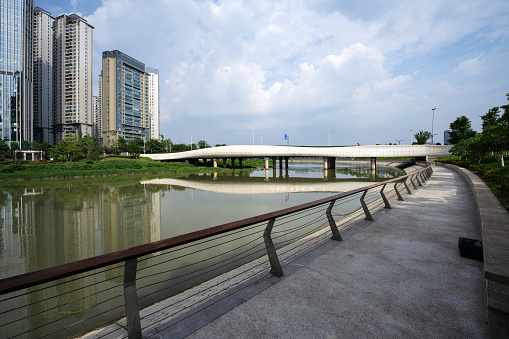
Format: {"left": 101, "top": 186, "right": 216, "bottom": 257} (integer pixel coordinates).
{"left": 0, "top": 161, "right": 404, "bottom": 338}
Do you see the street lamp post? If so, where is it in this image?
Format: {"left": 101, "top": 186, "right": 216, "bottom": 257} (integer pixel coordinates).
{"left": 431, "top": 108, "right": 436, "bottom": 145}
{"left": 410, "top": 129, "right": 413, "bottom": 144}
{"left": 396, "top": 139, "right": 403, "bottom": 145}
{"left": 260, "top": 134, "right": 263, "bottom": 145}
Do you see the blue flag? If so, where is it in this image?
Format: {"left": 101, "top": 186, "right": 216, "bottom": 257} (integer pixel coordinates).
{"left": 284, "top": 134, "right": 288, "bottom": 140}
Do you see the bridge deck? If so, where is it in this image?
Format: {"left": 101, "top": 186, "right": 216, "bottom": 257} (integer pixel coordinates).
{"left": 170, "top": 165, "right": 487, "bottom": 338}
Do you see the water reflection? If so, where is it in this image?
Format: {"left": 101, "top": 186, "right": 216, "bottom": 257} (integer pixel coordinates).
{"left": 0, "top": 162, "right": 402, "bottom": 276}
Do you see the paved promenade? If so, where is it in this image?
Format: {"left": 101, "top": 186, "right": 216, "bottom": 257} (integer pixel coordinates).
{"left": 180, "top": 165, "right": 487, "bottom": 338}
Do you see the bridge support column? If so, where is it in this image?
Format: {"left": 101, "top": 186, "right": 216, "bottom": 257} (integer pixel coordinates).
{"left": 272, "top": 157, "right": 277, "bottom": 170}
{"left": 239, "top": 158, "right": 243, "bottom": 168}
{"left": 371, "top": 157, "right": 376, "bottom": 171}
{"left": 279, "top": 157, "right": 283, "bottom": 171}
{"left": 264, "top": 157, "right": 269, "bottom": 170}
{"left": 285, "top": 157, "right": 289, "bottom": 170}
{"left": 323, "top": 157, "right": 335, "bottom": 170}
{"left": 213, "top": 159, "right": 217, "bottom": 168}
{"left": 222, "top": 158, "right": 227, "bottom": 168}
{"left": 231, "top": 158, "right": 235, "bottom": 169}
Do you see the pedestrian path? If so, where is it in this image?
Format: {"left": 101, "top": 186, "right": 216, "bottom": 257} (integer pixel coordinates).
{"left": 181, "top": 165, "right": 487, "bottom": 338}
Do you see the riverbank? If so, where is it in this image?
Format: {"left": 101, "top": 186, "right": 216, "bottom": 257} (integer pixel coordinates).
{"left": 0, "top": 157, "right": 267, "bottom": 182}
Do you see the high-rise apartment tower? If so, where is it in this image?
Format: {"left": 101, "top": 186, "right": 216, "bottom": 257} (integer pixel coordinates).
{"left": 146, "top": 67, "right": 160, "bottom": 140}
{"left": 33, "top": 7, "right": 54, "bottom": 144}
{"left": 0, "top": 0, "right": 34, "bottom": 146}
{"left": 53, "top": 13, "right": 93, "bottom": 143}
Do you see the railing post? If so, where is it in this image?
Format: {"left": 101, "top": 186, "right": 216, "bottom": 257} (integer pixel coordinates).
{"left": 124, "top": 258, "right": 142, "bottom": 339}
{"left": 360, "top": 190, "right": 373, "bottom": 221}
{"left": 394, "top": 182, "right": 404, "bottom": 201}
{"left": 415, "top": 173, "right": 423, "bottom": 186}
{"left": 420, "top": 172, "right": 426, "bottom": 183}
{"left": 263, "top": 218, "right": 284, "bottom": 277}
{"left": 326, "top": 201, "right": 342, "bottom": 241}
{"left": 403, "top": 178, "right": 412, "bottom": 195}
{"left": 410, "top": 174, "right": 418, "bottom": 190}
{"left": 380, "top": 184, "right": 391, "bottom": 209}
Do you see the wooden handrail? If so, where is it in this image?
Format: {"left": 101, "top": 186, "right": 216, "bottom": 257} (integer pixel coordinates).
{"left": 0, "top": 166, "right": 430, "bottom": 295}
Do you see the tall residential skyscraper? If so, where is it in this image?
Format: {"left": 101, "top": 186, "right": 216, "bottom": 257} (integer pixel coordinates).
{"left": 33, "top": 7, "right": 54, "bottom": 144}
{"left": 146, "top": 67, "right": 160, "bottom": 140}
{"left": 95, "top": 72, "right": 103, "bottom": 144}
{"left": 92, "top": 94, "right": 100, "bottom": 140}
{"left": 101, "top": 50, "right": 150, "bottom": 146}
{"left": 0, "top": 0, "right": 34, "bottom": 146}
{"left": 53, "top": 13, "right": 93, "bottom": 143}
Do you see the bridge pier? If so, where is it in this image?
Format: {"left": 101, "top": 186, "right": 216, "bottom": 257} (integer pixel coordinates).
{"left": 213, "top": 159, "right": 218, "bottom": 168}
{"left": 222, "top": 158, "right": 227, "bottom": 168}
{"left": 264, "top": 157, "right": 269, "bottom": 170}
{"left": 279, "top": 157, "right": 283, "bottom": 171}
{"left": 285, "top": 157, "right": 289, "bottom": 170}
{"left": 272, "top": 157, "right": 277, "bottom": 170}
{"left": 323, "top": 157, "right": 335, "bottom": 170}
{"left": 239, "top": 158, "right": 243, "bottom": 168}
{"left": 371, "top": 157, "right": 376, "bottom": 171}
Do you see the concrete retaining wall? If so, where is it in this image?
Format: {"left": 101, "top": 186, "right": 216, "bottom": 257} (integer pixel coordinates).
{"left": 439, "top": 163, "right": 509, "bottom": 339}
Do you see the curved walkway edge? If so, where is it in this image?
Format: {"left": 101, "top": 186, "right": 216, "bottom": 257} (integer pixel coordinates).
{"left": 439, "top": 163, "right": 509, "bottom": 338}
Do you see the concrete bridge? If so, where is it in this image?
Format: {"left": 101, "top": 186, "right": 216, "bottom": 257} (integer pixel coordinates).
{"left": 141, "top": 144, "right": 452, "bottom": 170}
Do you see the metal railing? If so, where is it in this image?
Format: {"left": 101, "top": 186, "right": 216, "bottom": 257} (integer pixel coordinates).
{"left": 0, "top": 166, "right": 432, "bottom": 338}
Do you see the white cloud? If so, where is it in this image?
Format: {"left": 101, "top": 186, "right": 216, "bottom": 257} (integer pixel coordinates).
{"left": 85, "top": 0, "right": 509, "bottom": 145}
{"left": 454, "top": 54, "right": 484, "bottom": 76}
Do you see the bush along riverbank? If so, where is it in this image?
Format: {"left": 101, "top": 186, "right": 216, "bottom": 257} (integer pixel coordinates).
{"left": 438, "top": 156, "right": 509, "bottom": 212}
{"left": 0, "top": 157, "right": 270, "bottom": 181}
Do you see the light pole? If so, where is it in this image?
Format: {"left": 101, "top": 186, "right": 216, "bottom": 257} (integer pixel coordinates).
{"left": 260, "top": 134, "right": 263, "bottom": 145}
{"left": 431, "top": 108, "right": 436, "bottom": 145}
{"left": 410, "top": 129, "right": 413, "bottom": 144}
{"left": 191, "top": 136, "right": 193, "bottom": 150}
{"left": 396, "top": 139, "right": 403, "bottom": 145}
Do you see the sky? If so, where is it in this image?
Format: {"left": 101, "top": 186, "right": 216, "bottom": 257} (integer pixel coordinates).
{"left": 35, "top": 0, "right": 509, "bottom": 146}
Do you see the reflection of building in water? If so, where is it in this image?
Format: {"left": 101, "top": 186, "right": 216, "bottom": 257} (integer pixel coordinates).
{"left": 0, "top": 185, "right": 162, "bottom": 336}
{"left": 101, "top": 187, "right": 161, "bottom": 253}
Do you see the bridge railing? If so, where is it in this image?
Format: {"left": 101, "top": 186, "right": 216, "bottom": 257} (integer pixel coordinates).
{"left": 0, "top": 166, "right": 432, "bottom": 338}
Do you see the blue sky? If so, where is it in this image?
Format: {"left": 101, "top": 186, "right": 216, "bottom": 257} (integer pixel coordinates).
{"left": 35, "top": 0, "right": 509, "bottom": 146}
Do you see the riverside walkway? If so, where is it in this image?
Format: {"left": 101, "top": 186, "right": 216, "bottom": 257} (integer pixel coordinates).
{"left": 158, "top": 165, "right": 488, "bottom": 338}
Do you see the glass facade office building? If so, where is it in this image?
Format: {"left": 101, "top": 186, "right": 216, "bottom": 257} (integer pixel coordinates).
{"left": 0, "top": 0, "right": 33, "bottom": 146}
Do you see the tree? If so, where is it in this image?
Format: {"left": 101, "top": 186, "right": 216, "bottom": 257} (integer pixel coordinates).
{"left": 146, "top": 139, "right": 163, "bottom": 153}
{"left": 54, "top": 137, "right": 80, "bottom": 162}
{"left": 198, "top": 140, "right": 210, "bottom": 149}
{"left": 127, "top": 139, "right": 144, "bottom": 159}
{"left": 483, "top": 123, "right": 509, "bottom": 167}
{"left": 413, "top": 130, "right": 432, "bottom": 145}
{"left": 117, "top": 137, "right": 128, "bottom": 153}
{"left": 79, "top": 135, "right": 101, "bottom": 160}
{"left": 500, "top": 93, "right": 509, "bottom": 124}
{"left": 448, "top": 116, "right": 477, "bottom": 144}
{"left": 480, "top": 107, "right": 501, "bottom": 131}
{"left": 0, "top": 140, "right": 8, "bottom": 161}
{"left": 172, "top": 143, "right": 191, "bottom": 152}
{"left": 159, "top": 134, "right": 173, "bottom": 152}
